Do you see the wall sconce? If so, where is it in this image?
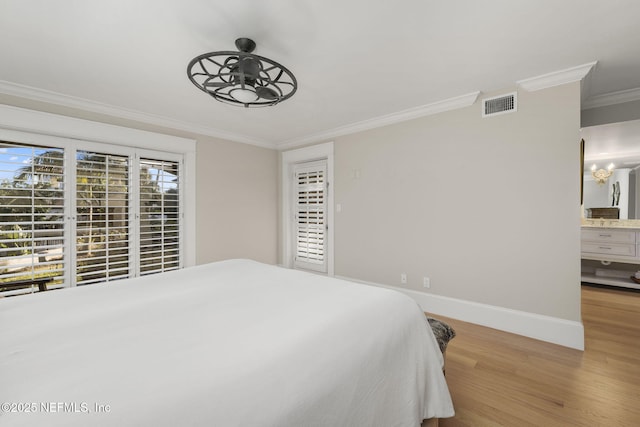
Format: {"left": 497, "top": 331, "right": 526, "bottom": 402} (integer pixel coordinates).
{"left": 591, "top": 163, "right": 615, "bottom": 185}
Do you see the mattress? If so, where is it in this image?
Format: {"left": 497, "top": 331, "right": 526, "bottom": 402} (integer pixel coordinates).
{"left": 0, "top": 259, "right": 454, "bottom": 426}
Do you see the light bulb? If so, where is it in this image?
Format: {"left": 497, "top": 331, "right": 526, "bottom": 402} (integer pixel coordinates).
{"left": 229, "top": 85, "right": 258, "bottom": 103}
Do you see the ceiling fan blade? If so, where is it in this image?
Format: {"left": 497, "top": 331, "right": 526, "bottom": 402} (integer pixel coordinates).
{"left": 204, "top": 81, "right": 232, "bottom": 88}
{"left": 256, "top": 86, "right": 279, "bottom": 100}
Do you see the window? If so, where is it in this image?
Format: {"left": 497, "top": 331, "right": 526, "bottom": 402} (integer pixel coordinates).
{"left": 0, "top": 141, "right": 184, "bottom": 296}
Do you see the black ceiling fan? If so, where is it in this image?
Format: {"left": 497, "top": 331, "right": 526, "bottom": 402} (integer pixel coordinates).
{"left": 187, "top": 38, "right": 297, "bottom": 108}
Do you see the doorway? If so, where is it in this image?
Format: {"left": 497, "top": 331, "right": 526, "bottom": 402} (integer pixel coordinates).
{"left": 281, "top": 142, "right": 334, "bottom": 275}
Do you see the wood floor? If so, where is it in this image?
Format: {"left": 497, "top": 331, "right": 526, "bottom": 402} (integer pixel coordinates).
{"left": 429, "top": 284, "right": 640, "bottom": 427}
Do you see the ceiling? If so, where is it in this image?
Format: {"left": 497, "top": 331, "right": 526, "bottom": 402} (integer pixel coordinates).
{"left": 2, "top": 0, "right": 640, "bottom": 149}
{"left": 582, "top": 118, "right": 640, "bottom": 170}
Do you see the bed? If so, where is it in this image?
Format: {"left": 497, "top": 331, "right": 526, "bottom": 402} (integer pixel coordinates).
{"left": 0, "top": 259, "right": 454, "bottom": 426}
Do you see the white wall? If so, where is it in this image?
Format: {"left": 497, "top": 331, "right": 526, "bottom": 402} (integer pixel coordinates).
{"left": 327, "top": 82, "right": 582, "bottom": 324}
{"left": 583, "top": 174, "right": 611, "bottom": 210}
{"left": 582, "top": 99, "right": 640, "bottom": 127}
{"left": 195, "top": 137, "right": 277, "bottom": 264}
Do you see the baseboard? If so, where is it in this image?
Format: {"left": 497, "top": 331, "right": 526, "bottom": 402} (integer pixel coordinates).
{"left": 336, "top": 275, "right": 585, "bottom": 351}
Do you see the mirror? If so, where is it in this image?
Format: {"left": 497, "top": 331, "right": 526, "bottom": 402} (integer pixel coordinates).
{"left": 581, "top": 119, "right": 640, "bottom": 220}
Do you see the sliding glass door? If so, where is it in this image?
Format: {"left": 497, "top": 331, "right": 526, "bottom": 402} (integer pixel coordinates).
{"left": 0, "top": 141, "right": 183, "bottom": 296}
{"left": 139, "top": 158, "right": 180, "bottom": 275}
{"left": 0, "top": 144, "right": 66, "bottom": 294}
{"left": 76, "top": 150, "right": 131, "bottom": 285}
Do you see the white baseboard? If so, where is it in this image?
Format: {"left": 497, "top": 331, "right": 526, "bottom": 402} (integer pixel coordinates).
{"left": 336, "top": 275, "right": 585, "bottom": 351}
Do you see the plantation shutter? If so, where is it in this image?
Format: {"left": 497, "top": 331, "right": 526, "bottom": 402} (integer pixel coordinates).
{"left": 1, "top": 140, "right": 185, "bottom": 295}
{"left": 0, "top": 143, "right": 66, "bottom": 295}
{"left": 76, "top": 151, "right": 130, "bottom": 285}
{"left": 293, "top": 160, "right": 327, "bottom": 273}
{"left": 139, "top": 158, "right": 180, "bottom": 275}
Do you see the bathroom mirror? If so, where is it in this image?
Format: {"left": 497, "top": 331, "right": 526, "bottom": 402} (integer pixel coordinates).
{"left": 581, "top": 119, "right": 640, "bottom": 220}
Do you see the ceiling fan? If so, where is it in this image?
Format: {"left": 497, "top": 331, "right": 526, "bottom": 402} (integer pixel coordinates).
{"left": 187, "top": 38, "right": 297, "bottom": 108}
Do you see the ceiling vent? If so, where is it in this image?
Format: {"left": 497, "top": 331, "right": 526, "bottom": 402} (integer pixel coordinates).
{"left": 482, "top": 92, "right": 517, "bottom": 117}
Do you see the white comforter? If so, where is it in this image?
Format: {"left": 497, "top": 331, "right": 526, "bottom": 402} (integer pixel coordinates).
{"left": 0, "top": 259, "right": 454, "bottom": 426}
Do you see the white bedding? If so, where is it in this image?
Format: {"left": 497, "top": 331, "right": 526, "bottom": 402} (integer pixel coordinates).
{"left": 0, "top": 259, "right": 454, "bottom": 426}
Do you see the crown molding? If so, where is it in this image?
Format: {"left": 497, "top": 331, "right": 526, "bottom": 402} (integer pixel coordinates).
{"left": 582, "top": 87, "right": 640, "bottom": 110}
{"left": 4, "top": 59, "right": 615, "bottom": 153}
{"left": 276, "top": 91, "right": 481, "bottom": 150}
{"left": 517, "top": 61, "right": 597, "bottom": 92}
{"left": 0, "top": 80, "right": 275, "bottom": 149}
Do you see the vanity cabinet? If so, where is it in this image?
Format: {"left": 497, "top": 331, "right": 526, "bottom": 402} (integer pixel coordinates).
{"left": 581, "top": 227, "right": 640, "bottom": 289}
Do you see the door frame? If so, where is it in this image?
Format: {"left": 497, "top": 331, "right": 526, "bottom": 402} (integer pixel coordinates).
{"left": 281, "top": 142, "right": 334, "bottom": 275}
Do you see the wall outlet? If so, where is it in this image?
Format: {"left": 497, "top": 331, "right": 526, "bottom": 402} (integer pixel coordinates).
{"left": 423, "top": 277, "right": 430, "bottom": 288}
{"left": 400, "top": 273, "right": 407, "bottom": 284}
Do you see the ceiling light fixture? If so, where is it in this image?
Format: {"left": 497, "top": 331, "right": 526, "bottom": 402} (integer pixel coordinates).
{"left": 187, "top": 38, "right": 297, "bottom": 108}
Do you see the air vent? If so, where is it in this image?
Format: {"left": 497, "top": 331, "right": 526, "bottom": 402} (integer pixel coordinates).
{"left": 482, "top": 92, "right": 517, "bottom": 117}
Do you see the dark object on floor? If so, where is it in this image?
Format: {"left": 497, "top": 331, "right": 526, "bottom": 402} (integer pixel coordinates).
{"left": 427, "top": 317, "right": 456, "bottom": 353}
{"left": 0, "top": 277, "right": 50, "bottom": 293}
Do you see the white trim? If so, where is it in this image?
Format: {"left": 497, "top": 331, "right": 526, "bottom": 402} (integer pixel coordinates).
{"left": 582, "top": 86, "right": 640, "bottom": 110}
{"left": 0, "top": 104, "right": 194, "bottom": 152}
{"left": 182, "top": 150, "right": 197, "bottom": 267}
{"left": 517, "top": 61, "right": 597, "bottom": 93}
{"left": 0, "top": 104, "right": 197, "bottom": 268}
{"left": 0, "top": 80, "right": 273, "bottom": 148}
{"left": 336, "top": 275, "right": 585, "bottom": 351}
{"left": 64, "top": 144, "right": 76, "bottom": 288}
{"left": 276, "top": 92, "right": 480, "bottom": 150}
{"left": 281, "top": 142, "right": 334, "bottom": 276}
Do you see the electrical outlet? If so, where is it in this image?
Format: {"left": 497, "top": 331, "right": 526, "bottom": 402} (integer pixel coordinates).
{"left": 400, "top": 273, "right": 407, "bottom": 284}
{"left": 423, "top": 277, "right": 430, "bottom": 288}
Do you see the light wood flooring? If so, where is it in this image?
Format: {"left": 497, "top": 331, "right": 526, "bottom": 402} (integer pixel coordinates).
{"left": 427, "top": 284, "right": 640, "bottom": 427}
